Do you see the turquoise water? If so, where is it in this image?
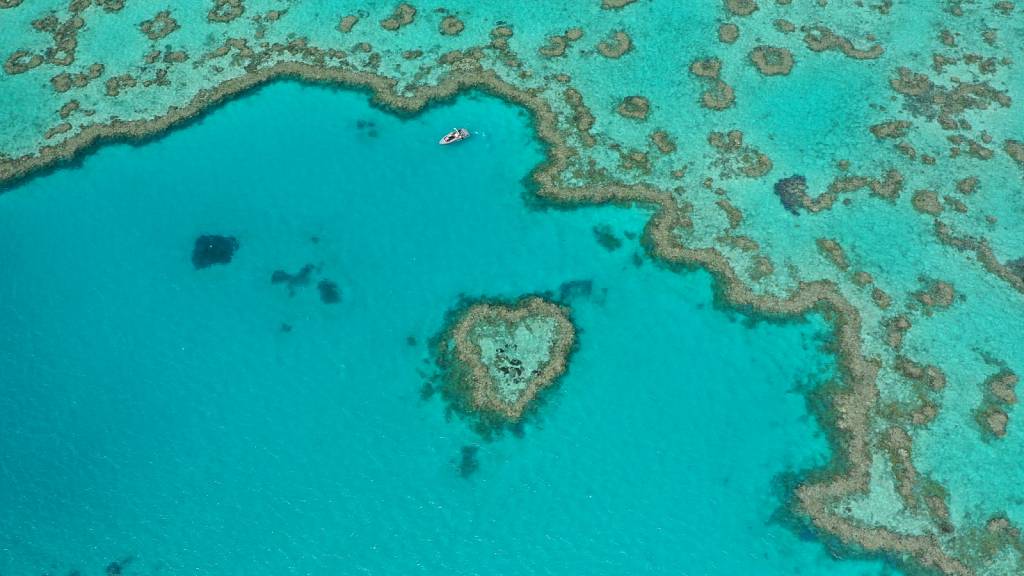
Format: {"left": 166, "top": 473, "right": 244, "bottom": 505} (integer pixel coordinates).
{"left": 0, "top": 84, "right": 901, "bottom": 575}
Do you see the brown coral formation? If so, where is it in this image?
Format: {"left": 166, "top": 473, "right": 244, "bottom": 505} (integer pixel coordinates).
{"left": 702, "top": 79, "right": 735, "bottom": 110}
{"left": 689, "top": 57, "right": 735, "bottom": 110}
{"left": 986, "top": 369, "right": 1019, "bottom": 405}
{"left": 870, "top": 120, "right": 912, "bottom": 140}
{"left": 803, "top": 25, "right": 884, "bottom": 59}
{"left": 975, "top": 368, "right": 1018, "bottom": 439}
{"left": 164, "top": 51, "right": 189, "bottom": 64}
{"left": 981, "top": 409, "right": 1010, "bottom": 438}
{"left": 714, "top": 199, "right": 743, "bottom": 231}
{"left": 724, "top": 0, "right": 758, "bottom": 16}
{"left": 597, "top": 31, "right": 632, "bottom": 59}
{"left": 616, "top": 95, "right": 649, "bottom": 120}
{"left": 97, "top": 0, "right": 124, "bottom": 12}
{"left": 944, "top": 196, "right": 968, "bottom": 213}
{"left": 4, "top": 51, "right": 44, "bottom": 75}
{"left": 894, "top": 356, "right": 947, "bottom": 392}
{"left": 718, "top": 23, "right": 739, "bottom": 44}
{"left": 381, "top": 3, "right": 416, "bottom": 31}
{"left": 140, "top": 11, "right": 179, "bottom": 41}
{"left": 104, "top": 74, "right": 137, "bottom": 97}
{"left": 774, "top": 19, "right": 796, "bottom": 33}
{"left": 885, "top": 315, "right": 911, "bottom": 350}
{"left": 143, "top": 68, "right": 171, "bottom": 88}
{"left": 539, "top": 28, "right": 584, "bottom": 58}
{"left": 616, "top": 147, "right": 650, "bottom": 173}
{"left": 650, "top": 130, "right": 676, "bottom": 154}
{"left": 32, "top": 6, "right": 86, "bottom": 67}
{"left": 58, "top": 100, "right": 80, "bottom": 119}
{"left": 338, "top": 15, "right": 359, "bottom": 33}
{"left": 689, "top": 57, "right": 721, "bottom": 79}
{"left": 719, "top": 235, "right": 759, "bottom": 252}
{"left": 830, "top": 169, "right": 904, "bottom": 201}
{"left": 852, "top": 271, "right": 873, "bottom": 287}
{"left": 933, "top": 221, "right": 1024, "bottom": 295}
{"left": 1005, "top": 140, "right": 1024, "bottom": 167}
{"left": 773, "top": 175, "right": 809, "bottom": 215}
{"left": 872, "top": 287, "right": 892, "bottom": 309}
{"left": 601, "top": 0, "right": 637, "bottom": 8}
{"left": 880, "top": 426, "right": 917, "bottom": 509}
{"left": 708, "top": 130, "right": 772, "bottom": 178}
{"left": 437, "top": 48, "right": 485, "bottom": 72}
{"left": 489, "top": 25, "right": 513, "bottom": 50}
{"left": 749, "top": 45, "right": 794, "bottom": 76}
{"left": 563, "top": 88, "right": 596, "bottom": 147}
{"left": 50, "top": 63, "right": 104, "bottom": 93}
{"left": 440, "top": 15, "right": 464, "bottom": 36}
{"left": 44, "top": 123, "right": 72, "bottom": 140}
{"left": 889, "top": 67, "right": 1011, "bottom": 129}
{"left": 911, "top": 189, "right": 943, "bottom": 216}
{"left": 209, "top": 0, "right": 244, "bottom": 23}
{"left": 816, "top": 238, "right": 850, "bottom": 271}
{"left": 911, "top": 278, "right": 956, "bottom": 314}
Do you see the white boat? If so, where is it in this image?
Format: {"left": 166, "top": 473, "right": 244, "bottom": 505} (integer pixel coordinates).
{"left": 439, "top": 128, "right": 470, "bottom": 145}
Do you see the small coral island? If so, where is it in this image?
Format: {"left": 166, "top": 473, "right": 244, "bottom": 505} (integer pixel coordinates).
{"left": 434, "top": 296, "right": 576, "bottom": 429}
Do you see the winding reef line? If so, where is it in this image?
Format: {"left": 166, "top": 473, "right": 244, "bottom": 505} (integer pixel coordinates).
{"left": 0, "top": 62, "right": 969, "bottom": 575}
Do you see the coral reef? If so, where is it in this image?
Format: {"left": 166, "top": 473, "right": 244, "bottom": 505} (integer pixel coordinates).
{"left": 434, "top": 296, "right": 575, "bottom": 425}
{"left": 1, "top": 2, "right": 1023, "bottom": 573}
{"left": 749, "top": 45, "right": 794, "bottom": 76}
{"left": 615, "top": 95, "right": 649, "bottom": 120}
{"left": 596, "top": 30, "right": 632, "bottom": 59}
{"left": 380, "top": 3, "right": 415, "bottom": 31}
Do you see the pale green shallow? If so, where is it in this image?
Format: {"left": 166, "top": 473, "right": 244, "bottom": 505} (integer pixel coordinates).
{"left": 474, "top": 316, "right": 558, "bottom": 404}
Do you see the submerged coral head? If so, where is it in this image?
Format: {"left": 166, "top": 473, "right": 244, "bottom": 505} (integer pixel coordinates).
{"left": 773, "top": 175, "right": 808, "bottom": 215}
{"left": 191, "top": 234, "right": 239, "bottom": 269}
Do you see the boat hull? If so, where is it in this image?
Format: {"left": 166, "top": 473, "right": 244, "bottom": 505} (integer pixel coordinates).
{"left": 439, "top": 128, "right": 470, "bottom": 145}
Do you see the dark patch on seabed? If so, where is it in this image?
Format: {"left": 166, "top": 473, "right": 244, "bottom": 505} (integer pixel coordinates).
{"left": 191, "top": 234, "right": 238, "bottom": 269}
{"left": 592, "top": 224, "right": 623, "bottom": 251}
{"left": 558, "top": 279, "right": 593, "bottom": 302}
{"left": 774, "top": 174, "right": 807, "bottom": 216}
{"left": 420, "top": 380, "right": 435, "bottom": 400}
{"left": 356, "top": 118, "right": 378, "bottom": 138}
{"left": 317, "top": 279, "right": 341, "bottom": 304}
{"left": 509, "top": 420, "right": 526, "bottom": 438}
{"left": 458, "top": 445, "right": 480, "bottom": 478}
{"left": 269, "top": 262, "right": 341, "bottom": 304}
{"left": 556, "top": 279, "right": 606, "bottom": 306}
{"left": 271, "top": 263, "right": 316, "bottom": 295}
{"left": 107, "top": 555, "right": 134, "bottom": 575}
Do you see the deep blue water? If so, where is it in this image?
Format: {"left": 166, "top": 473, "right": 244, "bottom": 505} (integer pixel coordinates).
{"left": 0, "top": 83, "right": 897, "bottom": 575}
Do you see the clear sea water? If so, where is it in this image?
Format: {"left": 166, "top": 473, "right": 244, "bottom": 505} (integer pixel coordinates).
{"left": 0, "top": 83, "right": 901, "bottom": 575}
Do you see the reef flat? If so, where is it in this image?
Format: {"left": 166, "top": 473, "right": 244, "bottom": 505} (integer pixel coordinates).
{"left": 1, "top": 1, "right": 1023, "bottom": 574}
{"left": 433, "top": 296, "right": 576, "bottom": 429}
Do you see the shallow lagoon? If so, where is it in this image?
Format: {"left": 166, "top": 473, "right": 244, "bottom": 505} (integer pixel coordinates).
{"left": 0, "top": 83, "right": 898, "bottom": 575}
